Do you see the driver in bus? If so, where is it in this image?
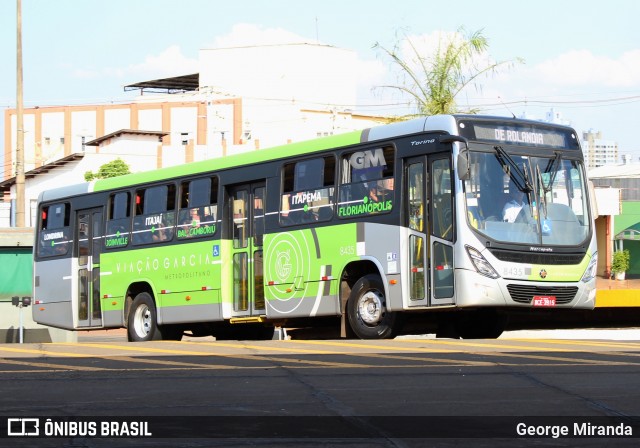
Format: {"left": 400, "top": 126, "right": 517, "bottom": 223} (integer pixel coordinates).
{"left": 502, "top": 183, "right": 525, "bottom": 223}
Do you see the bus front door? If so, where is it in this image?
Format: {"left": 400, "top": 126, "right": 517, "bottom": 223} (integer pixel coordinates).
{"left": 75, "top": 208, "right": 103, "bottom": 328}
{"left": 405, "top": 157, "right": 429, "bottom": 307}
{"left": 429, "top": 155, "right": 455, "bottom": 305}
{"left": 228, "top": 183, "right": 266, "bottom": 320}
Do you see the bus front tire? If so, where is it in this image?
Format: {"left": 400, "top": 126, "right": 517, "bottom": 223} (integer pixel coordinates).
{"left": 347, "top": 274, "right": 399, "bottom": 339}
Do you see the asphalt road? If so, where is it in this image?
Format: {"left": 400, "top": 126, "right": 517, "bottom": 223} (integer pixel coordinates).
{"left": 1, "top": 332, "right": 640, "bottom": 447}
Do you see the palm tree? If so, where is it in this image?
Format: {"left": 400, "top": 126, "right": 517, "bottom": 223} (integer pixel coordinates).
{"left": 374, "top": 27, "right": 523, "bottom": 116}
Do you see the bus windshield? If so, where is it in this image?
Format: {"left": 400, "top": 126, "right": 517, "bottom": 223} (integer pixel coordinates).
{"left": 464, "top": 150, "right": 590, "bottom": 246}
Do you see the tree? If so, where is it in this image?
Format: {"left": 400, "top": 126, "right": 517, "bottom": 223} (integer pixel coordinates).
{"left": 85, "top": 158, "right": 131, "bottom": 181}
{"left": 374, "top": 27, "right": 523, "bottom": 116}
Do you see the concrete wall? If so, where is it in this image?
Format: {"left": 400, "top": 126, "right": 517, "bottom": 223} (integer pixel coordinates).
{"left": 0, "top": 304, "right": 76, "bottom": 343}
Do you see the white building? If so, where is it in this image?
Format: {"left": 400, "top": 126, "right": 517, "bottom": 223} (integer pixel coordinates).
{"left": 582, "top": 129, "right": 619, "bottom": 170}
{"left": 2, "top": 43, "right": 388, "bottom": 226}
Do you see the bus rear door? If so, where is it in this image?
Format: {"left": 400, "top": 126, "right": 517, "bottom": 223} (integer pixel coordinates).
{"left": 228, "top": 183, "right": 266, "bottom": 320}
{"left": 75, "top": 207, "right": 103, "bottom": 328}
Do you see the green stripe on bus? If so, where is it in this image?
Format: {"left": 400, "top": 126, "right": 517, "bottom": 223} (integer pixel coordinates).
{"left": 93, "top": 131, "right": 362, "bottom": 192}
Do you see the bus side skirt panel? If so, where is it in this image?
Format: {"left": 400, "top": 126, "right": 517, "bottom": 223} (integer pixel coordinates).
{"left": 32, "top": 258, "right": 74, "bottom": 330}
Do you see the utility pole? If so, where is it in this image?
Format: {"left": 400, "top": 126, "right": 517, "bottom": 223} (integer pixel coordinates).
{"left": 15, "top": 0, "right": 26, "bottom": 227}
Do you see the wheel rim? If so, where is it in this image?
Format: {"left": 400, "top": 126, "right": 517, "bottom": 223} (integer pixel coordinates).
{"left": 358, "top": 290, "right": 384, "bottom": 326}
{"left": 133, "top": 304, "right": 152, "bottom": 338}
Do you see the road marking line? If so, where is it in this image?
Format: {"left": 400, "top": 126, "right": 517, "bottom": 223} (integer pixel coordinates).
{"left": 285, "top": 339, "right": 458, "bottom": 353}
{"left": 106, "top": 356, "right": 239, "bottom": 369}
{"left": 70, "top": 342, "right": 361, "bottom": 368}
{"left": 477, "top": 351, "right": 640, "bottom": 366}
{"left": 509, "top": 338, "right": 640, "bottom": 350}
{"left": 399, "top": 339, "right": 570, "bottom": 352}
{"left": 171, "top": 340, "right": 336, "bottom": 355}
{"left": 0, "top": 358, "right": 108, "bottom": 371}
{"left": 60, "top": 342, "right": 214, "bottom": 356}
{"left": 252, "top": 356, "right": 365, "bottom": 368}
{"left": 0, "top": 346, "right": 94, "bottom": 358}
{"left": 346, "top": 352, "right": 496, "bottom": 366}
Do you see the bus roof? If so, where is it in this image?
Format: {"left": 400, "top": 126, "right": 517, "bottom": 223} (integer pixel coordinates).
{"left": 40, "top": 114, "right": 577, "bottom": 201}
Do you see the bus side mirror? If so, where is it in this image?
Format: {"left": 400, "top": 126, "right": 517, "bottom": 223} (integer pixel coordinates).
{"left": 440, "top": 135, "right": 470, "bottom": 181}
{"left": 457, "top": 151, "right": 470, "bottom": 181}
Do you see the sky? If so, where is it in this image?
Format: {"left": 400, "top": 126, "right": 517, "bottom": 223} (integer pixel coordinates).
{"left": 2, "top": 0, "right": 640, "bottom": 177}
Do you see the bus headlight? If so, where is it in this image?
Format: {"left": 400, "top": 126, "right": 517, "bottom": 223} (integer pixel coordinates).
{"left": 465, "top": 245, "right": 500, "bottom": 279}
{"left": 581, "top": 253, "right": 598, "bottom": 283}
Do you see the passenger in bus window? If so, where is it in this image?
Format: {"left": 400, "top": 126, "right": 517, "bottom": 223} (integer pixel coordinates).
{"left": 367, "top": 183, "right": 380, "bottom": 202}
{"left": 202, "top": 206, "right": 215, "bottom": 225}
{"left": 280, "top": 194, "right": 297, "bottom": 225}
{"left": 187, "top": 207, "right": 201, "bottom": 228}
{"left": 152, "top": 228, "right": 166, "bottom": 242}
{"left": 151, "top": 219, "right": 169, "bottom": 242}
{"left": 368, "top": 178, "right": 393, "bottom": 203}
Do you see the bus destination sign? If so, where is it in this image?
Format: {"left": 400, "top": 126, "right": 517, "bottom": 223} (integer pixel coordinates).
{"left": 461, "top": 122, "right": 577, "bottom": 149}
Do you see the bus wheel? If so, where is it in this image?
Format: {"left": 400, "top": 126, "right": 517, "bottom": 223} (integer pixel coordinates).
{"left": 347, "top": 274, "right": 399, "bottom": 339}
{"left": 127, "top": 292, "right": 161, "bottom": 342}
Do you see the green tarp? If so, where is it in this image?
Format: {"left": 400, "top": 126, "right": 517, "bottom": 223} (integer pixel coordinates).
{"left": 0, "top": 248, "right": 33, "bottom": 301}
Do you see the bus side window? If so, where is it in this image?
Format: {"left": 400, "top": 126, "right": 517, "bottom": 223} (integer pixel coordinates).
{"left": 38, "top": 202, "right": 71, "bottom": 257}
{"left": 338, "top": 146, "right": 395, "bottom": 218}
{"left": 177, "top": 177, "right": 218, "bottom": 239}
{"left": 407, "top": 163, "right": 424, "bottom": 232}
{"left": 280, "top": 156, "right": 335, "bottom": 225}
{"left": 432, "top": 158, "right": 453, "bottom": 241}
{"left": 105, "top": 192, "right": 131, "bottom": 249}
{"left": 132, "top": 184, "right": 176, "bottom": 245}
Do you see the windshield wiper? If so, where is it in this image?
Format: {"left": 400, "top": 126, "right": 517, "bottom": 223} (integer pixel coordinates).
{"left": 493, "top": 145, "right": 534, "bottom": 193}
{"left": 537, "top": 152, "right": 562, "bottom": 219}
{"left": 542, "top": 152, "right": 562, "bottom": 194}
{"left": 536, "top": 164, "right": 548, "bottom": 219}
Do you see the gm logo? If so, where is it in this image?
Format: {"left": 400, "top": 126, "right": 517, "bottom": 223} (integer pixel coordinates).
{"left": 349, "top": 148, "right": 386, "bottom": 169}
{"left": 7, "top": 418, "right": 40, "bottom": 436}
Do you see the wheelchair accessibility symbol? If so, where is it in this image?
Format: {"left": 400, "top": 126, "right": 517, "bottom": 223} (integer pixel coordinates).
{"left": 212, "top": 245, "right": 220, "bottom": 257}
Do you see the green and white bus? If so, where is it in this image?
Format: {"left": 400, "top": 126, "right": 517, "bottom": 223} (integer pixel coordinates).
{"left": 33, "top": 115, "right": 597, "bottom": 341}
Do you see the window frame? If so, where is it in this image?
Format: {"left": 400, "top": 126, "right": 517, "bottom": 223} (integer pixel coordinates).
{"left": 37, "top": 202, "right": 72, "bottom": 258}
{"left": 279, "top": 155, "right": 336, "bottom": 226}
{"left": 337, "top": 145, "right": 396, "bottom": 220}
{"left": 131, "top": 183, "right": 177, "bottom": 245}
{"left": 176, "top": 176, "right": 219, "bottom": 240}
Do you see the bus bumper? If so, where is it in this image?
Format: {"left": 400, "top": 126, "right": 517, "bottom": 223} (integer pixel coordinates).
{"left": 454, "top": 269, "right": 597, "bottom": 310}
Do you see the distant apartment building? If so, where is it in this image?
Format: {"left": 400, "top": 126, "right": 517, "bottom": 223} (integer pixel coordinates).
{"left": 582, "top": 129, "right": 618, "bottom": 169}
{"left": 1, "top": 43, "right": 388, "bottom": 226}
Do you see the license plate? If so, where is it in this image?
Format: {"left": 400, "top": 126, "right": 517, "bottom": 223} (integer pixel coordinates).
{"left": 533, "top": 296, "right": 556, "bottom": 307}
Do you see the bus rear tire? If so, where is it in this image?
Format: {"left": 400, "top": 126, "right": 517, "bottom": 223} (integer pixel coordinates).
{"left": 347, "top": 274, "right": 399, "bottom": 339}
{"left": 127, "top": 292, "right": 162, "bottom": 342}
